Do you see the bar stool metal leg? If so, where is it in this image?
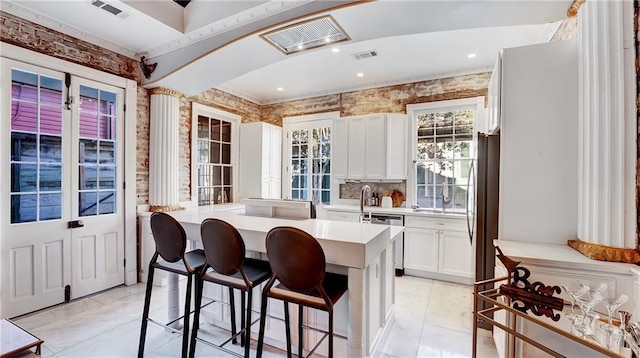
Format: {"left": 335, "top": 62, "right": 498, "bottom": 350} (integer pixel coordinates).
{"left": 240, "top": 290, "right": 246, "bottom": 347}
{"left": 284, "top": 302, "right": 292, "bottom": 358}
{"left": 328, "top": 309, "right": 334, "bottom": 358}
{"left": 256, "top": 294, "right": 269, "bottom": 358}
{"left": 298, "top": 304, "right": 303, "bottom": 358}
{"left": 181, "top": 275, "right": 193, "bottom": 358}
{"left": 244, "top": 289, "right": 253, "bottom": 358}
{"left": 229, "top": 287, "right": 237, "bottom": 345}
{"left": 138, "top": 265, "right": 155, "bottom": 358}
{"left": 188, "top": 276, "right": 205, "bottom": 358}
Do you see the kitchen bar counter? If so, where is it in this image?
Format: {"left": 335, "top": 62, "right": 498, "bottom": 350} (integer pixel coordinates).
{"left": 144, "top": 207, "right": 402, "bottom": 357}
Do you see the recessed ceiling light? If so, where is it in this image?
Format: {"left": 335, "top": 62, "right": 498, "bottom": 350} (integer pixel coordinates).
{"left": 357, "top": 73, "right": 364, "bottom": 77}
{"left": 331, "top": 48, "right": 340, "bottom": 53}
{"left": 467, "top": 53, "right": 477, "bottom": 58}
{"left": 277, "top": 87, "right": 284, "bottom": 91}
{"left": 297, "top": 45, "right": 304, "bottom": 50}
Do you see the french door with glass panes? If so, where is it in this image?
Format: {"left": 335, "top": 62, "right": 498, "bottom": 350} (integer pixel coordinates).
{"left": 285, "top": 120, "right": 331, "bottom": 205}
{"left": 1, "top": 59, "right": 125, "bottom": 318}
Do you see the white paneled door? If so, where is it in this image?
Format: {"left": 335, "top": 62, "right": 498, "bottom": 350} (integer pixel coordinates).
{"left": 1, "top": 59, "right": 125, "bottom": 318}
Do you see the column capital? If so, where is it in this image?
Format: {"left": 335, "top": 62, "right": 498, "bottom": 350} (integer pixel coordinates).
{"left": 567, "top": 0, "right": 586, "bottom": 17}
{"left": 148, "top": 87, "right": 183, "bottom": 98}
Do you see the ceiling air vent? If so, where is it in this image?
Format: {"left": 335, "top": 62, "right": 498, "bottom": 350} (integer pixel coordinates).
{"left": 260, "top": 15, "right": 350, "bottom": 55}
{"left": 91, "top": 0, "right": 130, "bottom": 19}
{"left": 351, "top": 50, "right": 378, "bottom": 60}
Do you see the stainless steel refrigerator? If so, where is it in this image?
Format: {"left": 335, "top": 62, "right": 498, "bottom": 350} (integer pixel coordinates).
{"left": 469, "top": 132, "right": 500, "bottom": 330}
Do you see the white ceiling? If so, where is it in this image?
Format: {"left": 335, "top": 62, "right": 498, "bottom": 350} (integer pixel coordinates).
{"left": 2, "top": 0, "right": 573, "bottom": 104}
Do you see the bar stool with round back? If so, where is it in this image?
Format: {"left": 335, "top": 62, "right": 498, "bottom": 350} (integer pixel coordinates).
{"left": 256, "top": 226, "right": 348, "bottom": 358}
{"left": 189, "top": 218, "right": 272, "bottom": 358}
{"left": 138, "top": 212, "right": 207, "bottom": 358}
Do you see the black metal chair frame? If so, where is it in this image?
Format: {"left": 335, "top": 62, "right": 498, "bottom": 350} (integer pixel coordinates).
{"left": 189, "top": 218, "right": 271, "bottom": 358}
{"left": 138, "top": 212, "right": 206, "bottom": 358}
{"left": 256, "top": 226, "right": 348, "bottom": 358}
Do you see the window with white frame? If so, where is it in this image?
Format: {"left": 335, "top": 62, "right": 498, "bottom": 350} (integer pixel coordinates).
{"left": 407, "top": 98, "right": 484, "bottom": 211}
{"left": 283, "top": 113, "right": 338, "bottom": 205}
{"left": 191, "top": 103, "right": 239, "bottom": 206}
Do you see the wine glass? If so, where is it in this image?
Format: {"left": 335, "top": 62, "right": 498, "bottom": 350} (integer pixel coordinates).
{"left": 573, "top": 283, "right": 606, "bottom": 339}
{"left": 561, "top": 283, "right": 590, "bottom": 324}
{"left": 596, "top": 291, "right": 629, "bottom": 333}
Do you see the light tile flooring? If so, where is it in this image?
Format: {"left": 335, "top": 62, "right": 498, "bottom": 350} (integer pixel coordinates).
{"left": 12, "top": 276, "right": 498, "bottom": 357}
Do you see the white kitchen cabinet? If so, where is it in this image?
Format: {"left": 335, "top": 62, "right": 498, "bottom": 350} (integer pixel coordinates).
{"left": 347, "top": 116, "right": 366, "bottom": 178}
{"left": 336, "top": 114, "right": 407, "bottom": 180}
{"left": 364, "top": 114, "right": 385, "bottom": 179}
{"left": 332, "top": 117, "right": 349, "bottom": 179}
{"left": 438, "top": 230, "right": 473, "bottom": 277}
{"left": 367, "top": 254, "right": 382, "bottom": 351}
{"left": 404, "top": 227, "right": 438, "bottom": 272}
{"left": 403, "top": 215, "right": 473, "bottom": 284}
{"left": 239, "top": 122, "right": 282, "bottom": 199}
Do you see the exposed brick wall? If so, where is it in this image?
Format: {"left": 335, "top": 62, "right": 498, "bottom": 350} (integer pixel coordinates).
{"left": 0, "top": 11, "right": 140, "bottom": 81}
{"left": 261, "top": 73, "right": 490, "bottom": 125}
{"left": 136, "top": 88, "right": 151, "bottom": 205}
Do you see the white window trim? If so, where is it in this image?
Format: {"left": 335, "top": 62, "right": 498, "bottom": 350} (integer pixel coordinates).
{"left": 282, "top": 112, "right": 339, "bottom": 201}
{"left": 1, "top": 43, "right": 138, "bottom": 286}
{"left": 190, "top": 102, "right": 240, "bottom": 207}
{"left": 406, "top": 96, "right": 485, "bottom": 207}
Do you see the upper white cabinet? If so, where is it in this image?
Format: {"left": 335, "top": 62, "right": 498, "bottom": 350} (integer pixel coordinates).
{"left": 487, "top": 52, "right": 502, "bottom": 134}
{"left": 239, "top": 122, "right": 282, "bottom": 199}
{"left": 331, "top": 117, "right": 349, "bottom": 179}
{"left": 333, "top": 113, "right": 407, "bottom": 180}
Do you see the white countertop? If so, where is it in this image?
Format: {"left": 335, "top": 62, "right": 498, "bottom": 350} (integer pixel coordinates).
{"left": 321, "top": 204, "right": 467, "bottom": 218}
{"left": 495, "top": 239, "right": 639, "bottom": 275}
{"left": 171, "top": 210, "right": 389, "bottom": 246}
{"left": 144, "top": 207, "right": 397, "bottom": 269}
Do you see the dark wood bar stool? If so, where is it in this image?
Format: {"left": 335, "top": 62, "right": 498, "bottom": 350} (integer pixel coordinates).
{"left": 256, "top": 226, "right": 348, "bottom": 358}
{"left": 189, "top": 218, "right": 271, "bottom": 358}
{"left": 138, "top": 212, "right": 206, "bottom": 358}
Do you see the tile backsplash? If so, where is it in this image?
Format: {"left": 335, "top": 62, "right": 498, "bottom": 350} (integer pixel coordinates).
{"left": 340, "top": 181, "right": 406, "bottom": 200}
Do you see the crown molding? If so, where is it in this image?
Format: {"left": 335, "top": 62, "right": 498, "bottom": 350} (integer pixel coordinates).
{"left": 1, "top": 1, "right": 138, "bottom": 59}
{"left": 219, "top": 66, "right": 493, "bottom": 106}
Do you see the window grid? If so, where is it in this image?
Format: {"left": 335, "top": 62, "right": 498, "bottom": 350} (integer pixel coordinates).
{"left": 290, "top": 126, "right": 330, "bottom": 205}
{"left": 78, "top": 85, "right": 117, "bottom": 217}
{"left": 197, "top": 115, "right": 233, "bottom": 206}
{"left": 415, "top": 109, "right": 474, "bottom": 211}
{"left": 10, "top": 69, "right": 64, "bottom": 223}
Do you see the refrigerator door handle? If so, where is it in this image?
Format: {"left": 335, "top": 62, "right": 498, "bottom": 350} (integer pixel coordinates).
{"left": 466, "top": 160, "right": 475, "bottom": 245}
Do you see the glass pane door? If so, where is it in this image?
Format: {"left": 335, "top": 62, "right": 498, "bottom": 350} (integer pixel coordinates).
{"left": 288, "top": 125, "right": 331, "bottom": 205}
{"left": 10, "top": 69, "right": 64, "bottom": 223}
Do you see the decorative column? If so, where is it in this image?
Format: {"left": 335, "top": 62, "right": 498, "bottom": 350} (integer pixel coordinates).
{"left": 576, "top": 0, "right": 636, "bottom": 248}
{"left": 148, "top": 87, "right": 184, "bottom": 212}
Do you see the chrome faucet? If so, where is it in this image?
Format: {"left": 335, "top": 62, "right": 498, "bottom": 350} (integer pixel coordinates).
{"left": 360, "top": 185, "right": 372, "bottom": 223}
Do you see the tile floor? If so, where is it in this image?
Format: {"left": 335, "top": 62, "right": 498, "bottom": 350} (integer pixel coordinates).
{"left": 12, "top": 276, "right": 498, "bottom": 357}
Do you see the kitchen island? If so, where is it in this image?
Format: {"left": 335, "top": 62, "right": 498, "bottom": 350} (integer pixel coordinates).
{"left": 147, "top": 208, "right": 402, "bottom": 357}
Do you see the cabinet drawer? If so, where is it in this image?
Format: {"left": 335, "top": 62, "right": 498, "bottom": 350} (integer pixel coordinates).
{"left": 405, "top": 215, "right": 466, "bottom": 231}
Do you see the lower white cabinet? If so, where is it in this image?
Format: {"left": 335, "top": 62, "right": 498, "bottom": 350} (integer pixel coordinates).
{"left": 404, "top": 215, "right": 473, "bottom": 284}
